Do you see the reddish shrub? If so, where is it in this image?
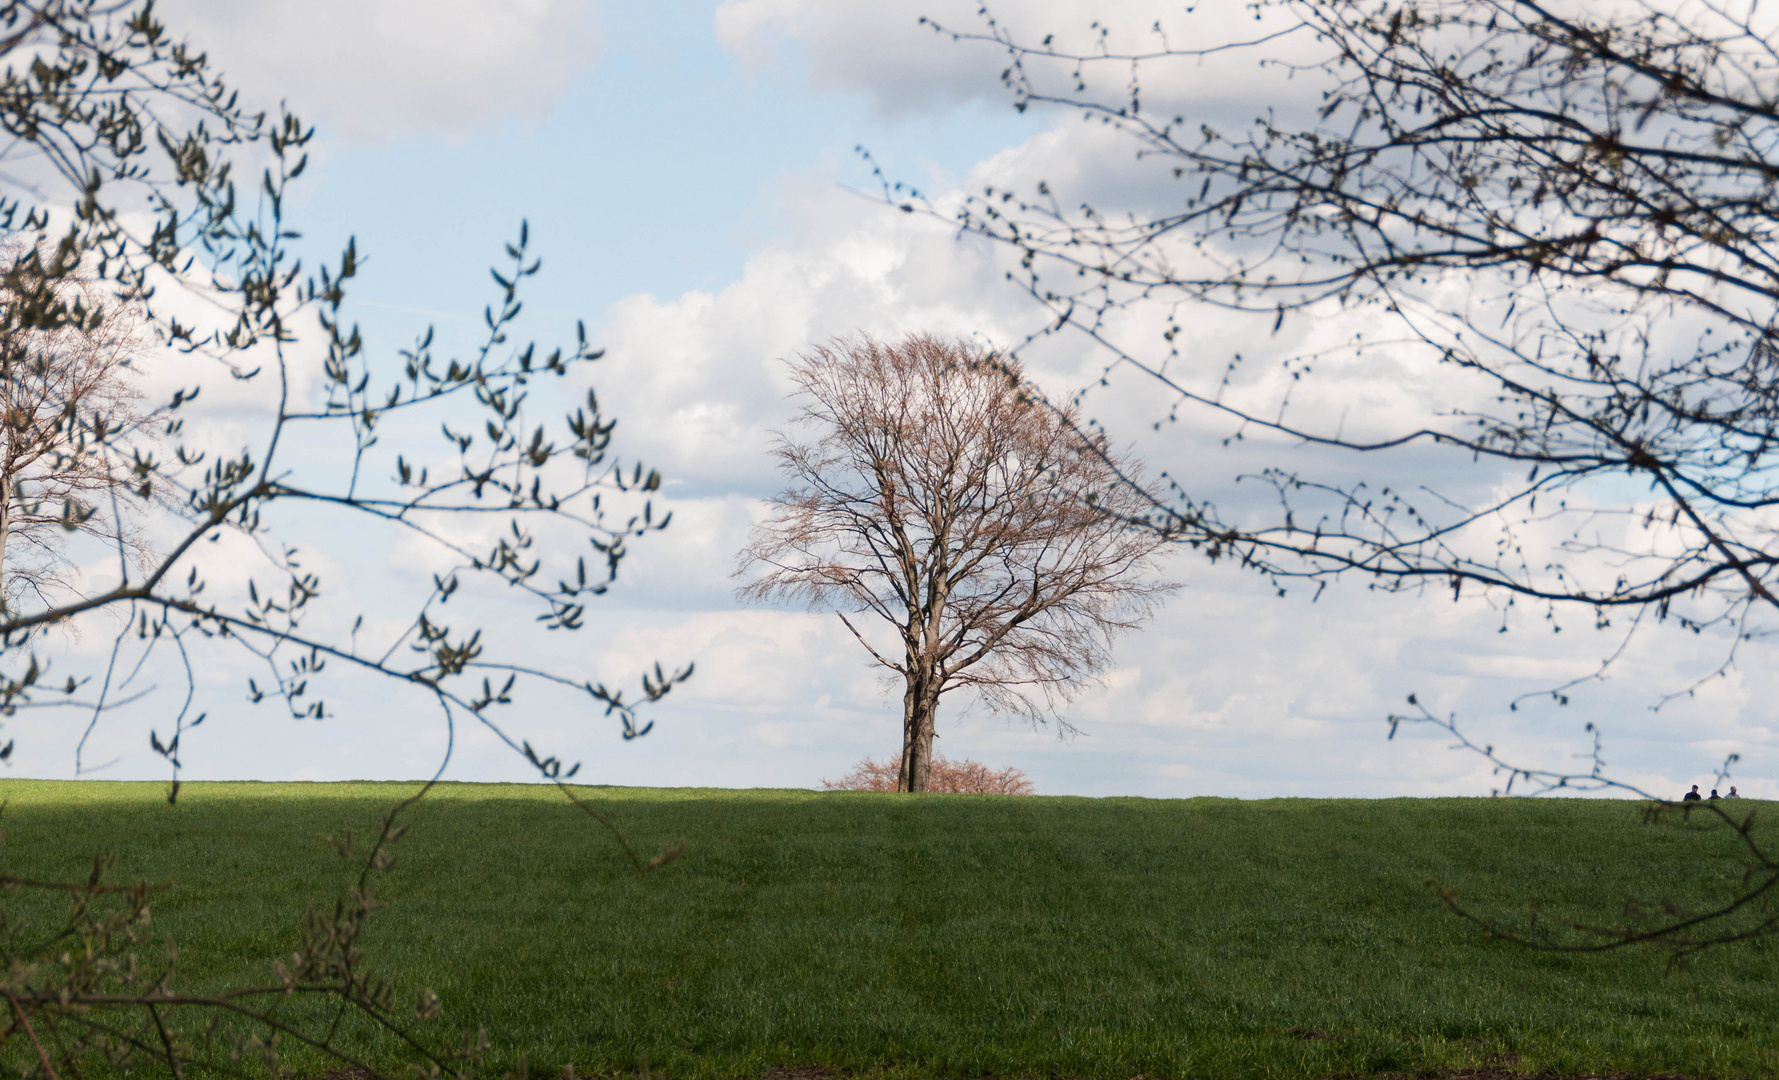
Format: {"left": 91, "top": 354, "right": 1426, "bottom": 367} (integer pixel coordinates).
{"left": 822, "top": 755, "right": 1034, "bottom": 795}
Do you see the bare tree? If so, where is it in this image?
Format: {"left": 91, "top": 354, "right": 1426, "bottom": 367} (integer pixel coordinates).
{"left": 738, "top": 334, "right": 1173, "bottom": 792}
{"left": 0, "top": 262, "right": 151, "bottom": 612}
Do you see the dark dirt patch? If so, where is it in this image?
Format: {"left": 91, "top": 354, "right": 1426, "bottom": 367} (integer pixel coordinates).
{"left": 1286, "top": 1026, "right": 1344, "bottom": 1042}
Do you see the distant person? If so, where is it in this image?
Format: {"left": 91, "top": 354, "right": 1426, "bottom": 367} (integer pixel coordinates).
{"left": 1710, "top": 789, "right": 1720, "bottom": 799}
{"left": 1728, "top": 786, "right": 1740, "bottom": 798}
{"left": 1683, "top": 785, "right": 1702, "bottom": 802}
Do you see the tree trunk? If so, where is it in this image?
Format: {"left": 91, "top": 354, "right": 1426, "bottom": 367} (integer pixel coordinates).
{"left": 897, "top": 678, "right": 917, "bottom": 791}
{"left": 907, "top": 691, "right": 937, "bottom": 791}
{"left": 0, "top": 433, "right": 18, "bottom": 602}
{"left": 0, "top": 470, "right": 11, "bottom": 605}
{"left": 897, "top": 666, "right": 941, "bottom": 792}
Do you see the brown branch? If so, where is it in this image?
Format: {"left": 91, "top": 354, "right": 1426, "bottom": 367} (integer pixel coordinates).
{"left": 9, "top": 991, "right": 60, "bottom": 1080}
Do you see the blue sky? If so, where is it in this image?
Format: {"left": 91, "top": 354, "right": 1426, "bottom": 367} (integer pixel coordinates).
{"left": 17, "top": 0, "right": 1777, "bottom": 799}
{"left": 271, "top": 0, "right": 1039, "bottom": 334}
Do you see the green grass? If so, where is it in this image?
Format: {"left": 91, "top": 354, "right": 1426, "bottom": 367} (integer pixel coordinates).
{"left": 0, "top": 780, "right": 1773, "bottom": 1078}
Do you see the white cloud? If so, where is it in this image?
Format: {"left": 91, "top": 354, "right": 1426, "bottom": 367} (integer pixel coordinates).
{"left": 158, "top": 0, "right": 603, "bottom": 142}
{"left": 570, "top": 146, "right": 1779, "bottom": 799}
{"left": 590, "top": 180, "right": 1038, "bottom": 494}
{"left": 715, "top": 0, "right": 1009, "bottom": 116}
{"left": 715, "top": 0, "right": 1320, "bottom": 121}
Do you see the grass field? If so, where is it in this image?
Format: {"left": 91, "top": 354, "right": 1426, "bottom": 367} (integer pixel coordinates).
{"left": 0, "top": 780, "right": 1773, "bottom": 1079}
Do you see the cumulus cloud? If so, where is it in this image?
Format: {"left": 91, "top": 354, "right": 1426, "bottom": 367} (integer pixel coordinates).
{"left": 158, "top": 0, "right": 603, "bottom": 142}
{"left": 588, "top": 181, "right": 1040, "bottom": 496}
{"left": 572, "top": 140, "right": 1779, "bottom": 798}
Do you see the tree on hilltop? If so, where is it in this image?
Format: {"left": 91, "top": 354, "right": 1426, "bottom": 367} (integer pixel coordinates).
{"left": 738, "top": 333, "right": 1174, "bottom": 792}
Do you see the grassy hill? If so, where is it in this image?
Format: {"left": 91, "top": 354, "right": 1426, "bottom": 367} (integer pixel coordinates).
{"left": 0, "top": 780, "right": 1771, "bottom": 1078}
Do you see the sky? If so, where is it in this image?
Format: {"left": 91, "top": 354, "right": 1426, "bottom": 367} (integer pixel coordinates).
{"left": 12, "top": 0, "right": 1778, "bottom": 799}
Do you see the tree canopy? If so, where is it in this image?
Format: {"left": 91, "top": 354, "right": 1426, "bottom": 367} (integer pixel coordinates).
{"left": 738, "top": 333, "right": 1173, "bottom": 791}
